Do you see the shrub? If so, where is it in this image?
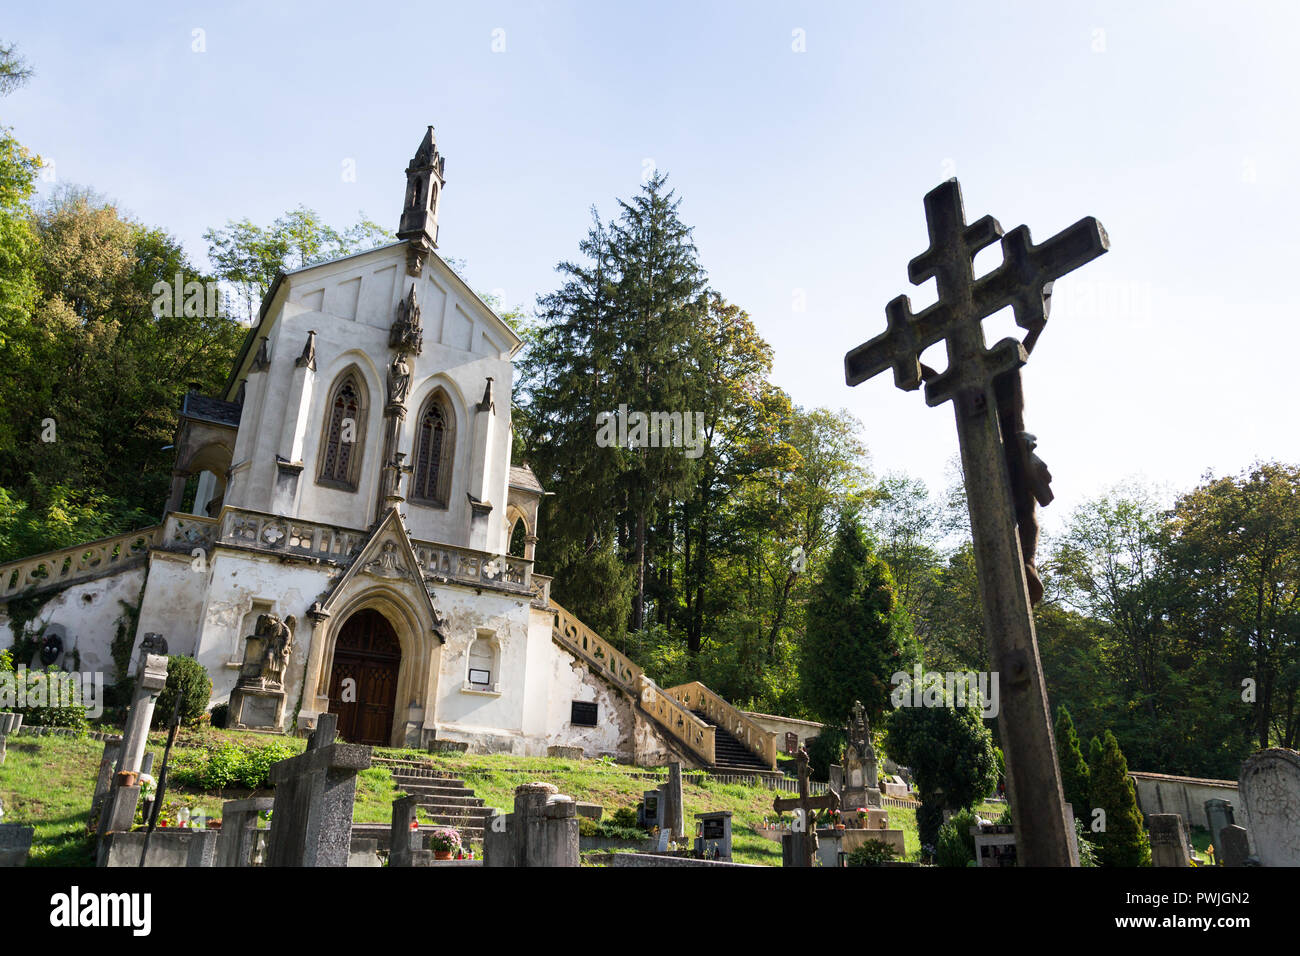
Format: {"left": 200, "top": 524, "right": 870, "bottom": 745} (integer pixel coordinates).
{"left": 169, "top": 740, "right": 298, "bottom": 791}
{"left": 209, "top": 703, "right": 229, "bottom": 729}
{"left": 153, "top": 655, "right": 211, "bottom": 728}
{"left": 1, "top": 661, "right": 88, "bottom": 731}
{"left": 578, "top": 816, "right": 599, "bottom": 837}
{"left": 846, "top": 839, "right": 897, "bottom": 866}
{"left": 935, "top": 808, "right": 979, "bottom": 867}
{"left": 610, "top": 806, "right": 639, "bottom": 830}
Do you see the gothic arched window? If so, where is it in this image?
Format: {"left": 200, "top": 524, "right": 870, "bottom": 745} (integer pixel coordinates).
{"left": 410, "top": 391, "right": 455, "bottom": 507}
{"left": 317, "top": 370, "right": 368, "bottom": 491}
{"left": 509, "top": 517, "right": 528, "bottom": 558}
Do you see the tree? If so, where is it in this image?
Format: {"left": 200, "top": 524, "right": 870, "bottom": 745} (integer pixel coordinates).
{"left": 886, "top": 696, "right": 999, "bottom": 851}
{"left": 1089, "top": 730, "right": 1150, "bottom": 867}
{"left": 800, "top": 514, "right": 918, "bottom": 726}
{"left": 1167, "top": 462, "right": 1300, "bottom": 750}
{"left": 605, "top": 171, "right": 709, "bottom": 631}
{"left": 1055, "top": 705, "right": 1091, "bottom": 813}
{"left": 204, "top": 205, "right": 388, "bottom": 322}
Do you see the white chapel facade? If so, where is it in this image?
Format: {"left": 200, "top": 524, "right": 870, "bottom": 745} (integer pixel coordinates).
{"left": 0, "top": 128, "right": 703, "bottom": 763}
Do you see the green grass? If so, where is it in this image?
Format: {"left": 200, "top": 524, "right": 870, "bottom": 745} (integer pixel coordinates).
{"left": 0, "top": 728, "right": 1001, "bottom": 867}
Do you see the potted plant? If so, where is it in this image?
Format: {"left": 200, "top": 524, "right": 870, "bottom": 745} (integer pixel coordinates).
{"left": 429, "top": 827, "right": 462, "bottom": 860}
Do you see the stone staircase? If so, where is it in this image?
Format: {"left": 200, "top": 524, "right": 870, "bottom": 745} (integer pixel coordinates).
{"left": 690, "top": 710, "right": 774, "bottom": 773}
{"left": 373, "top": 756, "right": 494, "bottom": 840}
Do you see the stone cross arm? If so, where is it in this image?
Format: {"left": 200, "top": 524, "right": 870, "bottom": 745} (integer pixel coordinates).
{"left": 843, "top": 180, "right": 1108, "bottom": 407}
{"left": 269, "top": 742, "right": 372, "bottom": 785}
{"left": 772, "top": 791, "right": 840, "bottom": 815}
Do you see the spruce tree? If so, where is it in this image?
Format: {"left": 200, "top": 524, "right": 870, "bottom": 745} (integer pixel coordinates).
{"left": 1090, "top": 730, "right": 1150, "bottom": 866}
{"left": 801, "top": 512, "right": 919, "bottom": 723}
{"left": 606, "top": 171, "right": 708, "bottom": 632}
{"left": 1054, "top": 706, "right": 1091, "bottom": 814}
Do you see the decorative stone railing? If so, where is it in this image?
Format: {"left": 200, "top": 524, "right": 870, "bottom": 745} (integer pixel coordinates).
{"left": 161, "top": 513, "right": 220, "bottom": 553}
{"left": 665, "top": 681, "right": 778, "bottom": 770}
{"left": 214, "top": 508, "right": 534, "bottom": 595}
{"left": 0, "top": 525, "right": 163, "bottom": 600}
{"left": 638, "top": 676, "right": 717, "bottom": 768}
{"left": 550, "top": 601, "right": 644, "bottom": 695}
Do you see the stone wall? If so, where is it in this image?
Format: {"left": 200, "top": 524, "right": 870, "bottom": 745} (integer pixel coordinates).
{"left": 1129, "top": 772, "right": 1246, "bottom": 831}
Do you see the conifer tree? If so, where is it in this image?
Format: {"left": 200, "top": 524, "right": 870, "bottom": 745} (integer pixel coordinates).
{"left": 1054, "top": 705, "right": 1091, "bottom": 815}
{"left": 1090, "top": 730, "right": 1151, "bottom": 866}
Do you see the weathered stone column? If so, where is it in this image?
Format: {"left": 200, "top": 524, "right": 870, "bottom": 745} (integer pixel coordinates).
{"left": 116, "top": 653, "right": 170, "bottom": 776}
{"left": 389, "top": 794, "right": 429, "bottom": 867}
{"left": 663, "top": 762, "right": 686, "bottom": 840}
{"left": 483, "top": 782, "right": 579, "bottom": 867}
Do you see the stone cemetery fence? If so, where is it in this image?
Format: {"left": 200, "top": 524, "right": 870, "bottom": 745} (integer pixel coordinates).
{"left": 266, "top": 713, "right": 373, "bottom": 867}
{"left": 844, "top": 179, "right": 1109, "bottom": 866}
{"left": 1238, "top": 748, "right": 1300, "bottom": 867}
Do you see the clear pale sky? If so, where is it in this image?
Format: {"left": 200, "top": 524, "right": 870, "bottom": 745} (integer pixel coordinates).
{"left": 5, "top": 2, "right": 1297, "bottom": 531}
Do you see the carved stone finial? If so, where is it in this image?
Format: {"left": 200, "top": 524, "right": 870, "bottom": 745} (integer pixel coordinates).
{"left": 397, "top": 125, "right": 446, "bottom": 252}
{"left": 389, "top": 283, "right": 424, "bottom": 355}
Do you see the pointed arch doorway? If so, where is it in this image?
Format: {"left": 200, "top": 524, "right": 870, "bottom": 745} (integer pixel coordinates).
{"left": 327, "top": 608, "right": 402, "bottom": 746}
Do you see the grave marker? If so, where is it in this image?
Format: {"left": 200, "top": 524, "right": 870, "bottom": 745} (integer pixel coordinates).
{"left": 773, "top": 748, "right": 839, "bottom": 867}
{"left": 265, "top": 713, "right": 372, "bottom": 867}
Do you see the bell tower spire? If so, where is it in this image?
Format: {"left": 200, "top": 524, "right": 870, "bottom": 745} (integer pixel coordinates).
{"left": 397, "top": 125, "right": 446, "bottom": 275}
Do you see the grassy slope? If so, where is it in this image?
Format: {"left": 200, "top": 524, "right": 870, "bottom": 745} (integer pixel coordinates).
{"left": 1, "top": 730, "right": 1005, "bottom": 867}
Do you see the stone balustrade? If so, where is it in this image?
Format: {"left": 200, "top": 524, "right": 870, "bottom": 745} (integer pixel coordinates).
{"left": 216, "top": 508, "right": 535, "bottom": 595}
{"left": 0, "top": 526, "right": 163, "bottom": 599}
{"left": 638, "top": 677, "right": 717, "bottom": 767}
{"left": 666, "top": 680, "right": 778, "bottom": 770}
{"left": 550, "top": 601, "right": 643, "bottom": 694}
{"left": 162, "top": 513, "right": 220, "bottom": 553}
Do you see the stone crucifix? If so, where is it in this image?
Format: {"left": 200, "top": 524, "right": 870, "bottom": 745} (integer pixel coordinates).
{"left": 844, "top": 179, "right": 1107, "bottom": 866}
{"left": 772, "top": 748, "right": 839, "bottom": 867}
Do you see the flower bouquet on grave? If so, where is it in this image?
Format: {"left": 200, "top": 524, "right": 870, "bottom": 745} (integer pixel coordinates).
{"left": 429, "top": 827, "right": 462, "bottom": 860}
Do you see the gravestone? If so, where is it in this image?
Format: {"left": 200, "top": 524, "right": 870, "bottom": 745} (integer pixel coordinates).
{"left": 1218, "top": 825, "right": 1251, "bottom": 868}
{"left": 663, "top": 762, "right": 686, "bottom": 840}
{"left": 1238, "top": 748, "right": 1300, "bottom": 867}
{"left": 1204, "top": 799, "right": 1234, "bottom": 850}
{"left": 483, "top": 781, "right": 579, "bottom": 867}
{"left": 0, "top": 735, "right": 5, "bottom": 766}
{"left": 90, "top": 738, "right": 123, "bottom": 822}
{"left": 98, "top": 784, "right": 141, "bottom": 838}
{"left": 844, "top": 180, "right": 1107, "bottom": 865}
{"left": 1148, "top": 814, "right": 1192, "bottom": 867}
{"left": 640, "top": 790, "right": 662, "bottom": 830}
{"left": 0, "top": 824, "right": 33, "bottom": 867}
{"left": 388, "top": 794, "right": 431, "bottom": 867}
{"left": 265, "top": 713, "right": 373, "bottom": 867}
{"left": 971, "top": 824, "right": 1018, "bottom": 867}
{"left": 841, "top": 701, "right": 882, "bottom": 809}
{"left": 694, "top": 811, "right": 732, "bottom": 861}
{"left": 216, "top": 797, "right": 273, "bottom": 867}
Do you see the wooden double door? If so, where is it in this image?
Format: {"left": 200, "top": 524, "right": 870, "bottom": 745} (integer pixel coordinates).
{"left": 327, "top": 609, "right": 401, "bottom": 746}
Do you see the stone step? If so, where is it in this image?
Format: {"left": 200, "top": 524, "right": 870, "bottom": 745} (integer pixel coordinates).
{"left": 392, "top": 775, "right": 477, "bottom": 792}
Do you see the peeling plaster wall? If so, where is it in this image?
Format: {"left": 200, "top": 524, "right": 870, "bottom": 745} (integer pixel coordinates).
{"left": 0, "top": 567, "right": 145, "bottom": 678}
{"left": 134, "top": 555, "right": 209, "bottom": 662}
{"left": 427, "top": 588, "right": 539, "bottom": 754}
{"left": 543, "top": 638, "right": 635, "bottom": 758}
{"left": 187, "top": 549, "right": 336, "bottom": 709}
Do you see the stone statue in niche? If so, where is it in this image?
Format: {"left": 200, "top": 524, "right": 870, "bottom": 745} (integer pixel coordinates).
{"left": 237, "top": 613, "right": 296, "bottom": 690}
{"left": 387, "top": 353, "right": 411, "bottom": 406}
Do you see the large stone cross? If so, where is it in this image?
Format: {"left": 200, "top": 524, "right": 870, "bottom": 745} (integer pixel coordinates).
{"left": 265, "top": 713, "right": 372, "bottom": 867}
{"left": 844, "top": 180, "right": 1108, "bottom": 866}
{"left": 773, "top": 748, "right": 839, "bottom": 867}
